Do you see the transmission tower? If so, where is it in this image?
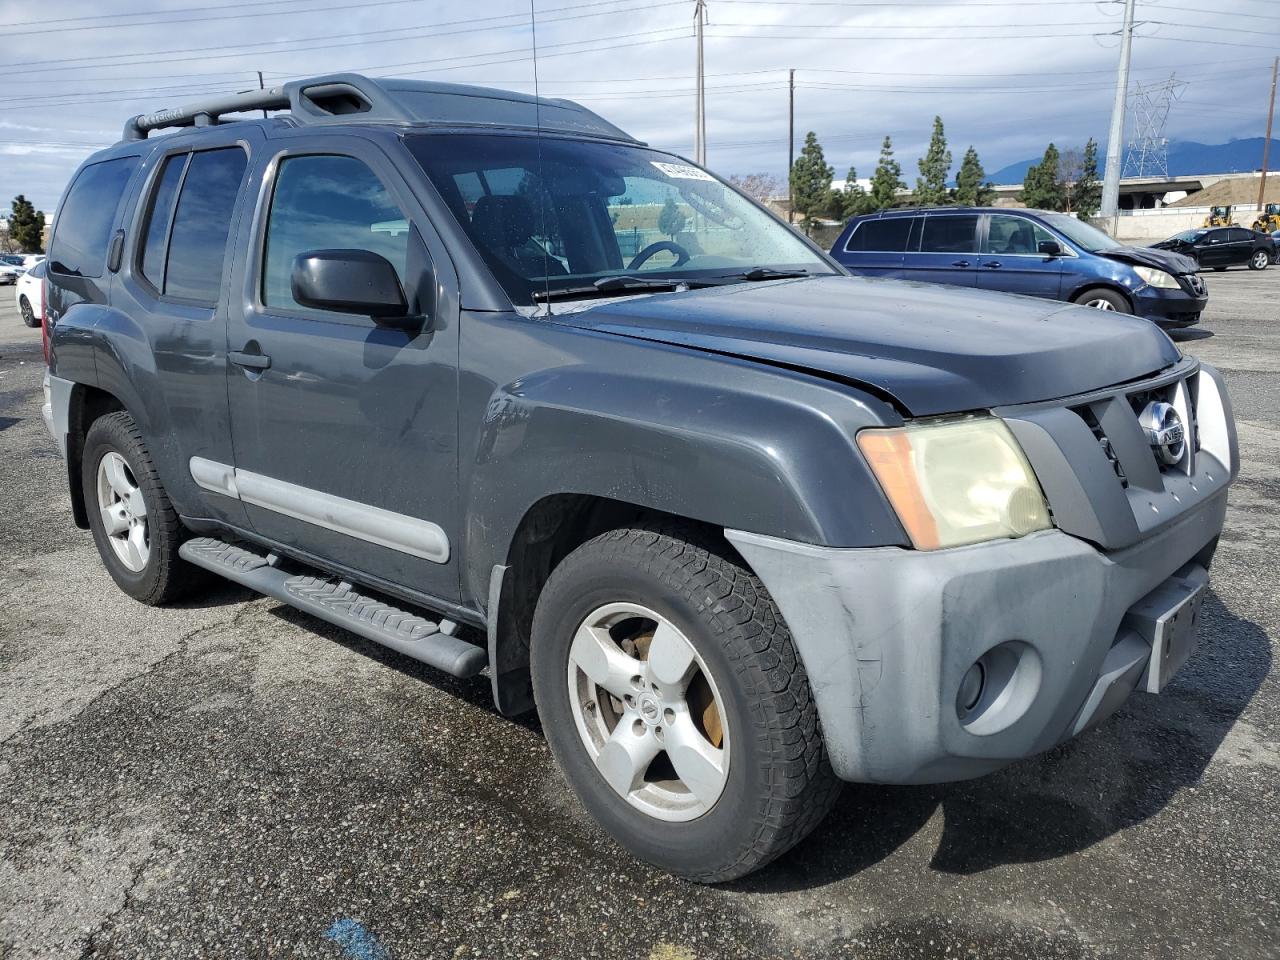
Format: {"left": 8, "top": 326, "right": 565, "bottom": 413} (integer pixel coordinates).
{"left": 1123, "top": 74, "right": 1187, "bottom": 178}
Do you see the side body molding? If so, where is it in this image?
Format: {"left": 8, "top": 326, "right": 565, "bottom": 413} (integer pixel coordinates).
{"left": 190, "top": 457, "right": 450, "bottom": 563}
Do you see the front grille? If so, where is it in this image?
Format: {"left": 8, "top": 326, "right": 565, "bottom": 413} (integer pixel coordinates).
{"left": 1075, "top": 404, "right": 1128, "bottom": 487}
{"left": 1180, "top": 273, "right": 1206, "bottom": 297}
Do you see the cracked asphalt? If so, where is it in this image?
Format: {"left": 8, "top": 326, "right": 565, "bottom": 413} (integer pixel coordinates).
{"left": 1, "top": 271, "right": 1278, "bottom": 960}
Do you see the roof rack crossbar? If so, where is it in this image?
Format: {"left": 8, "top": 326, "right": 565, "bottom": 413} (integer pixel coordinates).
{"left": 123, "top": 87, "right": 291, "bottom": 141}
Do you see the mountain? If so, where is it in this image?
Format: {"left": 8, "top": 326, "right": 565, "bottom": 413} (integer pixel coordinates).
{"left": 989, "top": 138, "right": 1280, "bottom": 185}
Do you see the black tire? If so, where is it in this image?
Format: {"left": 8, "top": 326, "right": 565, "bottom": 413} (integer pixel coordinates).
{"left": 530, "top": 524, "right": 841, "bottom": 883}
{"left": 1072, "top": 286, "right": 1131, "bottom": 313}
{"left": 1248, "top": 249, "right": 1270, "bottom": 271}
{"left": 18, "top": 295, "right": 38, "bottom": 328}
{"left": 82, "top": 411, "right": 204, "bottom": 605}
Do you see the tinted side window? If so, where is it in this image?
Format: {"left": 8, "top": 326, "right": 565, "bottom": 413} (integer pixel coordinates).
{"left": 1227, "top": 228, "right": 1251, "bottom": 243}
{"left": 845, "top": 218, "right": 912, "bottom": 253}
{"left": 49, "top": 156, "right": 139, "bottom": 278}
{"left": 164, "top": 147, "right": 248, "bottom": 302}
{"left": 139, "top": 154, "right": 188, "bottom": 290}
{"left": 262, "top": 155, "right": 409, "bottom": 310}
{"left": 984, "top": 215, "right": 1055, "bottom": 255}
{"left": 920, "top": 215, "right": 979, "bottom": 253}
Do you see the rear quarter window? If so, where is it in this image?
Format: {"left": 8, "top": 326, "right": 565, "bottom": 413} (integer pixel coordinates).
{"left": 161, "top": 147, "right": 248, "bottom": 303}
{"left": 48, "top": 156, "right": 140, "bottom": 278}
{"left": 844, "top": 217, "right": 913, "bottom": 253}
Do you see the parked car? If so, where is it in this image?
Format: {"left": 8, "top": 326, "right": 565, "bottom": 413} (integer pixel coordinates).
{"left": 0, "top": 254, "right": 25, "bottom": 285}
{"left": 43, "top": 74, "right": 1237, "bottom": 883}
{"left": 831, "top": 207, "right": 1207, "bottom": 329}
{"left": 15, "top": 259, "right": 46, "bottom": 327}
{"left": 1151, "top": 226, "right": 1275, "bottom": 271}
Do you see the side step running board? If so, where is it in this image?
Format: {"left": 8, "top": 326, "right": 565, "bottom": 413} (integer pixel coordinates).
{"left": 179, "top": 537, "right": 487, "bottom": 678}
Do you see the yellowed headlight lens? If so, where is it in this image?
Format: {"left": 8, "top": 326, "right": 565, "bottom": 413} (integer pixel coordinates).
{"left": 858, "top": 418, "right": 1051, "bottom": 550}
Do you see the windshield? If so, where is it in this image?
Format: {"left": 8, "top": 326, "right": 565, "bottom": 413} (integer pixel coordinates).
{"left": 1040, "top": 214, "right": 1123, "bottom": 253}
{"left": 1171, "top": 230, "right": 1208, "bottom": 243}
{"left": 406, "top": 134, "right": 831, "bottom": 305}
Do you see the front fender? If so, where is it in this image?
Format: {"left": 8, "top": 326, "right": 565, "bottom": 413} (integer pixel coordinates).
{"left": 459, "top": 327, "right": 910, "bottom": 605}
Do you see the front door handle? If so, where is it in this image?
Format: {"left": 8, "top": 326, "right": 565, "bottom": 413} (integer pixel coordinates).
{"left": 229, "top": 350, "right": 271, "bottom": 370}
{"left": 981, "top": 260, "right": 1002, "bottom": 269}
{"left": 951, "top": 259, "right": 971, "bottom": 267}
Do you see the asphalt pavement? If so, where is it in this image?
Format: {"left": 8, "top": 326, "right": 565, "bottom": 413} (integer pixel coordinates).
{"left": 1, "top": 271, "right": 1277, "bottom": 960}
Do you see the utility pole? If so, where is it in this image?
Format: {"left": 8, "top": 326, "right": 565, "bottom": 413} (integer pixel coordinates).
{"left": 1258, "top": 56, "right": 1278, "bottom": 212}
{"left": 694, "top": 0, "right": 707, "bottom": 165}
{"left": 1100, "top": 0, "right": 1136, "bottom": 224}
{"left": 788, "top": 68, "right": 795, "bottom": 223}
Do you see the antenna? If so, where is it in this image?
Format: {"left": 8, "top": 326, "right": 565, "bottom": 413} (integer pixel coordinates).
{"left": 1123, "top": 73, "right": 1187, "bottom": 179}
{"left": 529, "top": 0, "right": 552, "bottom": 313}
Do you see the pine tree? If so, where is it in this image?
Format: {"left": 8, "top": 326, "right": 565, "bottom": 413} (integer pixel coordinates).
{"left": 838, "top": 164, "right": 874, "bottom": 219}
{"left": 914, "top": 116, "right": 952, "bottom": 206}
{"left": 1074, "top": 138, "right": 1102, "bottom": 219}
{"left": 953, "top": 146, "right": 994, "bottom": 206}
{"left": 1021, "top": 143, "right": 1064, "bottom": 211}
{"left": 657, "top": 196, "right": 686, "bottom": 239}
{"left": 8, "top": 195, "right": 45, "bottom": 253}
{"left": 789, "top": 131, "right": 835, "bottom": 233}
{"left": 870, "top": 136, "right": 905, "bottom": 210}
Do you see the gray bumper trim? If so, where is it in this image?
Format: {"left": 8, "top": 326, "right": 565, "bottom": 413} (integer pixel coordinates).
{"left": 727, "top": 489, "right": 1227, "bottom": 785}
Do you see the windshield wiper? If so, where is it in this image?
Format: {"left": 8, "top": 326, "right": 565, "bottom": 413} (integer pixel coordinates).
{"left": 732, "top": 267, "right": 812, "bottom": 282}
{"left": 532, "top": 276, "right": 689, "bottom": 303}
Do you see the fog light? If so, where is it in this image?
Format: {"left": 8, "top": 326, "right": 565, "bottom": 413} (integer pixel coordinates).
{"left": 958, "top": 661, "right": 986, "bottom": 713}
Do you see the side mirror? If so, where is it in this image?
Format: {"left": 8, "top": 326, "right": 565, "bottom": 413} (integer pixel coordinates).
{"left": 291, "top": 249, "right": 420, "bottom": 329}
{"left": 1038, "top": 239, "right": 1063, "bottom": 257}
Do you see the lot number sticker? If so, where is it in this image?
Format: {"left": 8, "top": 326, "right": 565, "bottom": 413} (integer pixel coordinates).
{"left": 650, "top": 161, "right": 717, "bottom": 182}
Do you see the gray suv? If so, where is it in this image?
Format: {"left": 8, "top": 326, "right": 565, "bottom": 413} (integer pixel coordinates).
{"left": 41, "top": 74, "right": 1237, "bottom": 882}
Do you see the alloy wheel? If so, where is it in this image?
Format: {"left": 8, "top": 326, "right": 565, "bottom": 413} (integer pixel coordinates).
{"left": 1085, "top": 298, "right": 1116, "bottom": 310}
{"left": 95, "top": 451, "right": 150, "bottom": 572}
{"left": 566, "top": 601, "right": 729, "bottom": 822}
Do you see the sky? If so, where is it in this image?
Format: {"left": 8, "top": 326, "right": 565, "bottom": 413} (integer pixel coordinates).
{"left": 0, "top": 0, "right": 1277, "bottom": 214}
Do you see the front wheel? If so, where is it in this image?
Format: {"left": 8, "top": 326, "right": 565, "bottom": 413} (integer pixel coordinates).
{"left": 1073, "top": 287, "right": 1131, "bottom": 313}
{"left": 531, "top": 525, "right": 841, "bottom": 882}
{"left": 1249, "top": 250, "right": 1270, "bottom": 271}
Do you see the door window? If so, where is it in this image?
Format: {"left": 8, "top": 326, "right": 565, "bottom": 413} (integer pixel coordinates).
{"left": 162, "top": 147, "right": 248, "bottom": 302}
{"left": 48, "top": 156, "right": 139, "bottom": 278}
{"left": 984, "top": 215, "right": 1056, "bottom": 255}
{"left": 845, "top": 217, "right": 913, "bottom": 252}
{"left": 262, "top": 155, "right": 410, "bottom": 310}
{"left": 920, "top": 215, "right": 979, "bottom": 253}
{"left": 138, "top": 154, "right": 188, "bottom": 290}
{"left": 1226, "top": 228, "right": 1251, "bottom": 243}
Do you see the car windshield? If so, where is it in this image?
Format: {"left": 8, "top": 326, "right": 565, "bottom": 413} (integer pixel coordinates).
{"left": 1040, "top": 214, "right": 1123, "bottom": 253}
{"left": 0, "top": 255, "right": 24, "bottom": 266}
{"left": 1171, "top": 230, "right": 1208, "bottom": 243}
{"left": 406, "top": 133, "right": 832, "bottom": 305}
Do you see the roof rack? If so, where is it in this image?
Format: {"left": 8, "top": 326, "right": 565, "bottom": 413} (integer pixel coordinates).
{"left": 121, "top": 73, "right": 640, "bottom": 144}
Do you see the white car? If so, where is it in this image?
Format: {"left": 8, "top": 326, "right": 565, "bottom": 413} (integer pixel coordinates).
{"left": 0, "top": 255, "right": 23, "bottom": 285}
{"left": 15, "top": 259, "right": 45, "bottom": 327}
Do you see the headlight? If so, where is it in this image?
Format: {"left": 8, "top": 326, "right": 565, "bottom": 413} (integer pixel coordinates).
{"left": 858, "top": 417, "right": 1051, "bottom": 550}
{"left": 1133, "top": 265, "right": 1180, "bottom": 289}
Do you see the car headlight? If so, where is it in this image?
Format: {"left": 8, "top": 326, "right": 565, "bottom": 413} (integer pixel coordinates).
{"left": 1133, "top": 265, "right": 1181, "bottom": 289}
{"left": 858, "top": 417, "right": 1052, "bottom": 550}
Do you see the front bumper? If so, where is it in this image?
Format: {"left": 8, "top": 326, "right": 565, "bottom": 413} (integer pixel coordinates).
{"left": 1132, "top": 282, "right": 1206, "bottom": 329}
{"left": 727, "top": 489, "right": 1227, "bottom": 784}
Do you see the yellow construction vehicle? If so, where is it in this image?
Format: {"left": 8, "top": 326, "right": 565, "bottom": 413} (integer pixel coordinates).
{"left": 1203, "top": 205, "right": 1234, "bottom": 228}
{"left": 1251, "top": 203, "right": 1280, "bottom": 233}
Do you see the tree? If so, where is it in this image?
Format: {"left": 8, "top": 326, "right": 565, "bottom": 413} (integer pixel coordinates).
{"left": 727, "top": 173, "right": 781, "bottom": 204}
{"left": 1074, "top": 138, "right": 1102, "bottom": 219}
{"left": 8, "top": 195, "right": 45, "bottom": 253}
{"left": 657, "top": 196, "right": 686, "bottom": 239}
{"left": 914, "top": 116, "right": 952, "bottom": 206}
{"left": 1021, "top": 142, "right": 1064, "bottom": 211}
{"left": 953, "top": 146, "right": 995, "bottom": 206}
{"left": 869, "top": 136, "right": 905, "bottom": 211}
{"left": 789, "top": 131, "right": 835, "bottom": 233}
{"left": 833, "top": 164, "right": 875, "bottom": 220}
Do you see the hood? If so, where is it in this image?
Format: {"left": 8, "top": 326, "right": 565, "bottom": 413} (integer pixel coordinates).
{"left": 1104, "top": 243, "right": 1198, "bottom": 274}
{"left": 554, "top": 275, "right": 1181, "bottom": 416}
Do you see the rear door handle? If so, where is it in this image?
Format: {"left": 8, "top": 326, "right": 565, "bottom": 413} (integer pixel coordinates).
{"left": 951, "top": 259, "right": 971, "bottom": 267}
{"left": 982, "top": 260, "right": 1002, "bottom": 269}
{"left": 228, "top": 350, "right": 271, "bottom": 370}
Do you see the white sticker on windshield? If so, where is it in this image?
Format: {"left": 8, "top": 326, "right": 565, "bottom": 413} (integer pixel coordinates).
{"left": 650, "top": 161, "right": 717, "bottom": 182}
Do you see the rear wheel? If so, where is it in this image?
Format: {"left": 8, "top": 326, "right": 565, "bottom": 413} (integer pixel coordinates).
{"left": 18, "top": 295, "right": 37, "bottom": 328}
{"left": 1073, "top": 287, "right": 1130, "bottom": 313}
{"left": 1249, "top": 249, "right": 1270, "bottom": 271}
{"left": 531, "top": 524, "right": 841, "bottom": 882}
{"left": 82, "top": 411, "right": 205, "bottom": 605}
